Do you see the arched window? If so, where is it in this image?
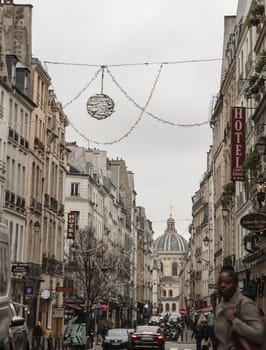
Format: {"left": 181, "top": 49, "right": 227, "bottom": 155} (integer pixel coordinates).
{"left": 172, "top": 262, "right": 178, "bottom": 276}
{"left": 160, "top": 262, "right": 163, "bottom": 274}
{"left": 169, "top": 290, "right": 173, "bottom": 297}
{"left": 165, "top": 303, "right": 169, "bottom": 311}
{"left": 163, "top": 290, "right": 166, "bottom": 297}
{"left": 172, "top": 303, "right": 176, "bottom": 312}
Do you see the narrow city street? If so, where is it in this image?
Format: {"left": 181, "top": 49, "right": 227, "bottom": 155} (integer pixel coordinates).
{"left": 1, "top": 0, "right": 266, "bottom": 349}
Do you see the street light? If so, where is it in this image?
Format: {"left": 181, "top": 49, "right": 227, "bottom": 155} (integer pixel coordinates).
{"left": 255, "top": 136, "right": 266, "bottom": 155}
{"left": 222, "top": 207, "right": 230, "bottom": 218}
{"left": 203, "top": 235, "right": 212, "bottom": 247}
{"left": 33, "top": 221, "right": 41, "bottom": 232}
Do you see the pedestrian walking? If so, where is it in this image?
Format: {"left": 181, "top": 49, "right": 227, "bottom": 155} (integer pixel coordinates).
{"left": 32, "top": 321, "right": 44, "bottom": 350}
{"left": 45, "top": 327, "right": 54, "bottom": 350}
{"left": 214, "top": 265, "right": 264, "bottom": 350}
{"left": 191, "top": 322, "right": 205, "bottom": 350}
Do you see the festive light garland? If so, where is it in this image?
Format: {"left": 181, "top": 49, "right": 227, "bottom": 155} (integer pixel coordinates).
{"left": 63, "top": 67, "right": 102, "bottom": 109}
{"left": 68, "top": 64, "right": 163, "bottom": 145}
{"left": 44, "top": 57, "right": 223, "bottom": 68}
{"left": 1, "top": 58, "right": 214, "bottom": 140}
{"left": 106, "top": 66, "right": 210, "bottom": 127}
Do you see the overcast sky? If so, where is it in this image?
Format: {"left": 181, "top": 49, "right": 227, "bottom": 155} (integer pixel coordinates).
{"left": 15, "top": 0, "right": 238, "bottom": 239}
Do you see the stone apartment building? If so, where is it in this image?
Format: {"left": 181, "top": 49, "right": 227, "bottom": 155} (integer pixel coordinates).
{"left": 190, "top": 0, "right": 266, "bottom": 312}
{"left": 0, "top": 1, "right": 68, "bottom": 334}
{"left": 64, "top": 144, "right": 154, "bottom": 325}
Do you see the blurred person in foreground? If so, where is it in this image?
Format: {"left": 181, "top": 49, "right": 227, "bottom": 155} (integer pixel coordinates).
{"left": 214, "top": 266, "right": 264, "bottom": 350}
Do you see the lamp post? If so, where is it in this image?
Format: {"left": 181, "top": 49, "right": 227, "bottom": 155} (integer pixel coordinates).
{"left": 255, "top": 136, "right": 266, "bottom": 155}
{"left": 203, "top": 235, "right": 212, "bottom": 247}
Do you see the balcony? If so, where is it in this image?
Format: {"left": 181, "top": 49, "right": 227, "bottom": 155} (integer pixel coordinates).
{"left": 30, "top": 198, "right": 42, "bottom": 213}
{"left": 19, "top": 136, "right": 29, "bottom": 153}
{"left": 8, "top": 127, "right": 19, "bottom": 146}
{"left": 50, "top": 197, "right": 58, "bottom": 213}
{"left": 27, "top": 262, "right": 42, "bottom": 278}
{"left": 44, "top": 194, "right": 50, "bottom": 207}
{"left": 42, "top": 255, "right": 63, "bottom": 275}
{"left": 0, "top": 160, "right": 6, "bottom": 175}
{"left": 34, "top": 136, "right": 45, "bottom": 152}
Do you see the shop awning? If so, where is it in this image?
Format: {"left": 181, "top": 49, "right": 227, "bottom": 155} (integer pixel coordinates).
{"left": 101, "top": 304, "right": 109, "bottom": 312}
{"left": 64, "top": 303, "right": 83, "bottom": 311}
{"left": 194, "top": 306, "right": 213, "bottom": 313}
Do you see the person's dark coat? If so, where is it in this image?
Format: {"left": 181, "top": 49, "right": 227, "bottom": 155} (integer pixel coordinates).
{"left": 32, "top": 324, "right": 44, "bottom": 337}
{"left": 214, "top": 291, "right": 264, "bottom": 350}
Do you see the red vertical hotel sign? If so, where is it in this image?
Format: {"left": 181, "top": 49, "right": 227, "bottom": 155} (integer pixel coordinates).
{"left": 231, "top": 107, "right": 246, "bottom": 181}
{"left": 67, "top": 212, "right": 76, "bottom": 239}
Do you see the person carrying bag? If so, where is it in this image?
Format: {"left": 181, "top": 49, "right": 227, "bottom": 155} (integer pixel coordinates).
{"left": 214, "top": 266, "right": 264, "bottom": 350}
{"left": 232, "top": 299, "right": 266, "bottom": 350}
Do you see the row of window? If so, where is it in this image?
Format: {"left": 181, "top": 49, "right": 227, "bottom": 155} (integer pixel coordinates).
{"left": 162, "top": 289, "right": 173, "bottom": 297}
{"left": 163, "top": 303, "right": 177, "bottom": 312}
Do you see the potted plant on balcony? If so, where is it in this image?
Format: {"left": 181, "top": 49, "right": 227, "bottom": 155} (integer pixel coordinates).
{"left": 245, "top": 74, "right": 265, "bottom": 98}
{"left": 243, "top": 150, "right": 260, "bottom": 175}
{"left": 245, "top": 1, "right": 265, "bottom": 28}
{"left": 255, "top": 50, "right": 266, "bottom": 74}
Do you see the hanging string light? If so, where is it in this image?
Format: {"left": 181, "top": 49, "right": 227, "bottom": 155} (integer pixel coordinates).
{"left": 86, "top": 66, "right": 115, "bottom": 120}
{"left": 63, "top": 67, "right": 102, "bottom": 109}
{"left": 68, "top": 64, "right": 163, "bottom": 145}
{"left": 106, "top": 66, "right": 210, "bottom": 127}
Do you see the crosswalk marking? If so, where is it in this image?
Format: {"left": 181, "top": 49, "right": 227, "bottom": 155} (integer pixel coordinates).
{"left": 170, "top": 348, "right": 192, "bottom": 350}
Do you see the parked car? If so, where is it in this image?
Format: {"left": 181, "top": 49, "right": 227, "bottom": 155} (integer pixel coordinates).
{"left": 131, "top": 326, "right": 165, "bottom": 350}
{"left": 9, "top": 302, "right": 30, "bottom": 350}
{"left": 148, "top": 316, "right": 160, "bottom": 326}
{"left": 102, "top": 328, "right": 130, "bottom": 350}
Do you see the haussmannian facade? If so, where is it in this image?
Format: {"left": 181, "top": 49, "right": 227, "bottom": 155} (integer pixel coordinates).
{"left": 190, "top": 0, "right": 266, "bottom": 313}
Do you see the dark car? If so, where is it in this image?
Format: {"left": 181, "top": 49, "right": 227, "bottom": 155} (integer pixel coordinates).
{"left": 9, "top": 302, "right": 30, "bottom": 350}
{"left": 148, "top": 316, "right": 160, "bottom": 326}
{"left": 102, "top": 328, "right": 130, "bottom": 350}
{"left": 131, "top": 326, "right": 165, "bottom": 350}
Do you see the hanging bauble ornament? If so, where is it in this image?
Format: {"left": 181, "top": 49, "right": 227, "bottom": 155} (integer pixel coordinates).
{"left": 87, "top": 93, "right": 114, "bottom": 120}
{"left": 87, "top": 66, "right": 115, "bottom": 120}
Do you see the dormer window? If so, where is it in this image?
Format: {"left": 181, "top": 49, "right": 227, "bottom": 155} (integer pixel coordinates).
{"left": 6, "top": 54, "right": 18, "bottom": 86}
{"left": 16, "top": 63, "right": 30, "bottom": 96}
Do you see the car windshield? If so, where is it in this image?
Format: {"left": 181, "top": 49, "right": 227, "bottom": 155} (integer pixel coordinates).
{"left": 136, "top": 326, "right": 159, "bottom": 334}
{"left": 107, "top": 329, "right": 128, "bottom": 336}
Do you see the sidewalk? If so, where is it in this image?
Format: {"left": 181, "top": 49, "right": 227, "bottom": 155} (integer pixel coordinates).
{"left": 177, "top": 328, "right": 194, "bottom": 344}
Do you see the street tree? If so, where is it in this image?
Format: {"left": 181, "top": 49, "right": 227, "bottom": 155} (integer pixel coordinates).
{"left": 65, "top": 225, "right": 117, "bottom": 332}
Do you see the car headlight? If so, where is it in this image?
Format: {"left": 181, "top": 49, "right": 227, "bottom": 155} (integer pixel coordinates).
{"left": 104, "top": 337, "right": 111, "bottom": 343}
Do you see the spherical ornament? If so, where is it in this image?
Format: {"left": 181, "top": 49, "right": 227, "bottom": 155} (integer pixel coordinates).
{"left": 87, "top": 94, "right": 114, "bottom": 120}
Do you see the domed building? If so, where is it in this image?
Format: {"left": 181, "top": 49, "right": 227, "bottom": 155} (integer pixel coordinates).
{"left": 154, "top": 215, "right": 188, "bottom": 314}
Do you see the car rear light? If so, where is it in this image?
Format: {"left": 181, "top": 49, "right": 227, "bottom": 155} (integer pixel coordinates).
{"left": 157, "top": 335, "right": 164, "bottom": 340}
{"left": 131, "top": 334, "right": 138, "bottom": 339}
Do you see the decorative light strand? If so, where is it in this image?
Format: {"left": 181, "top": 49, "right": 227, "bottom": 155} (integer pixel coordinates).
{"left": 106, "top": 66, "right": 210, "bottom": 127}
{"left": 63, "top": 67, "right": 102, "bottom": 109}
{"left": 44, "top": 57, "right": 223, "bottom": 68}
{"left": 68, "top": 64, "right": 163, "bottom": 145}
